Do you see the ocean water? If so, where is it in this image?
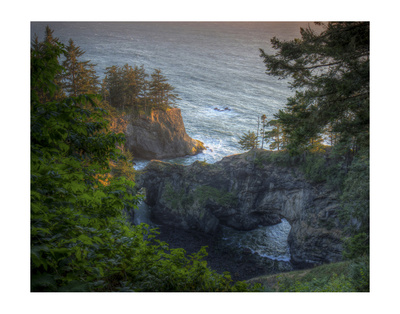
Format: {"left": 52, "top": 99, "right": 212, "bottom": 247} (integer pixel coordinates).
{"left": 31, "top": 22, "right": 313, "bottom": 168}
{"left": 221, "top": 218, "right": 292, "bottom": 262}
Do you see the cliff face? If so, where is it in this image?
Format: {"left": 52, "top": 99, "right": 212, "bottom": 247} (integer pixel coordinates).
{"left": 137, "top": 149, "right": 344, "bottom": 265}
{"left": 125, "top": 108, "right": 205, "bottom": 159}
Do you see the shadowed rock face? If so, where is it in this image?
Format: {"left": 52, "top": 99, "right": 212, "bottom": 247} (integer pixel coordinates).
{"left": 137, "top": 149, "right": 344, "bottom": 265}
{"left": 125, "top": 108, "right": 205, "bottom": 159}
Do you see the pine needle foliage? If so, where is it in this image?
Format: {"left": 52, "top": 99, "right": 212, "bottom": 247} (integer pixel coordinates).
{"left": 260, "top": 22, "right": 369, "bottom": 155}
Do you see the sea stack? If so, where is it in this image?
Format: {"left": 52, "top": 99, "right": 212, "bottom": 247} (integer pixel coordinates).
{"left": 125, "top": 108, "right": 205, "bottom": 160}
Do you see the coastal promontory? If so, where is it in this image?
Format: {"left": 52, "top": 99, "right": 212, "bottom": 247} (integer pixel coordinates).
{"left": 124, "top": 108, "right": 205, "bottom": 160}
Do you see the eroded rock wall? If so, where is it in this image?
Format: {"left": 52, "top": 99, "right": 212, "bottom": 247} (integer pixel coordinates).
{"left": 137, "top": 149, "right": 344, "bottom": 264}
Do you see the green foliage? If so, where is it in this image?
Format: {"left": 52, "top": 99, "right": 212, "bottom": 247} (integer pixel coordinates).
{"left": 260, "top": 22, "right": 369, "bottom": 154}
{"left": 339, "top": 149, "right": 369, "bottom": 260}
{"left": 343, "top": 233, "right": 369, "bottom": 260}
{"left": 277, "top": 273, "right": 354, "bottom": 292}
{"left": 163, "top": 182, "right": 237, "bottom": 210}
{"left": 298, "top": 152, "right": 347, "bottom": 190}
{"left": 61, "top": 38, "right": 100, "bottom": 96}
{"left": 298, "top": 153, "right": 326, "bottom": 182}
{"left": 163, "top": 182, "right": 192, "bottom": 210}
{"left": 194, "top": 185, "right": 238, "bottom": 207}
{"left": 340, "top": 149, "right": 370, "bottom": 234}
{"left": 349, "top": 256, "right": 369, "bottom": 292}
{"left": 149, "top": 68, "right": 180, "bottom": 110}
{"left": 31, "top": 30, "right": 257, "bottom": 292}
{"left": 238, "top": 130, "right": 259, "bottom": 150}
{"left": 254, "top": 258, "right": 368, "bottom": 292}
{"left": 31, "top": 26, "right": 66, "bottom": 102}
{"left": 261, "top": 150, "right": 347, "bottom": 190}
{"left": 111, "top": 148, "right": 136, "bottom": 182}
{"left": 31, "top": 39, "right": 138, "bottom": 291}
{"left": 263, "top": 150, "right": 299, "bottom": 166}
{"left": 263, "top": 119, "right": 286, "bottom": 151}
{"left": 102, "top": 65, "right": 179, "bottom": 115}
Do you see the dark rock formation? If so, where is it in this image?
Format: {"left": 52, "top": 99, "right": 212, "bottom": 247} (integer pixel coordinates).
{"left": 124, "top": 108, "right": 205, "bottom": 159}
{"left": 137, "top": 149, "right": 344, "bottom": 265}
{"left": 214, "top": 107, "right": 231, "bottom": 112}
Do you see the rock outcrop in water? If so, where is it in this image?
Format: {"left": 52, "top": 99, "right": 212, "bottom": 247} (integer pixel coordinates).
{"left": 137, "top": 149, "right": 344, "bottom": 265}
{"left": 124, "top": 108, "right": 205, "bottom": 159}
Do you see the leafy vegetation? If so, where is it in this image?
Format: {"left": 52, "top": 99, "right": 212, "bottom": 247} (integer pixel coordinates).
{"left": 248, "top": 256, "right": 369, "bottom": 292}
{"left": 30, "top": 27, "right": 260, "bottom": 292}
{"left": 194, "top": 185, "right": 238, "bottom": 207}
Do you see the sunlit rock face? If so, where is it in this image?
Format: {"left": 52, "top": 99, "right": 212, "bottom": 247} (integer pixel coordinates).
{"left": 125, "top": 108, "right": 205, "bottom": 159}
{"left": 137, "top": 149, "right": 344, "bottom": 265}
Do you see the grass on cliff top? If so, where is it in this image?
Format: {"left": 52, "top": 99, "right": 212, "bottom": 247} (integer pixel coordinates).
{"left": 247, "top": 260, "right": 354, "bottom": 292}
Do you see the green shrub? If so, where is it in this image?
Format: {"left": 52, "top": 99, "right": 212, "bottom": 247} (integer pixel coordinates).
{"left": 343, "top": 233, "right": 369, "bottom": 260}
{"left": 277, "top": 273, "right": 354, "bottom": 292}
{"left": 349, "top": 256, "right": 369, "bottom": 292}
{"left": 339, "top": 150, "right": 369, "bottom": 236}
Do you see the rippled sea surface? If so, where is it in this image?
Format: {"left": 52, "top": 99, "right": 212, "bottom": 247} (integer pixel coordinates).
{"left": 31, "top": 22, "right": 313, "bottom": 167}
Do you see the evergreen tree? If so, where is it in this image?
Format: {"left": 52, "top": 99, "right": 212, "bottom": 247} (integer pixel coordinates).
{"left": 325, "top": 122, "right": 340, "bottom": 147}
{"left": 103, "top": 65, "right": 125, "bottom": 109}
{"left": 31, "top": 26, "right": 65, "bottom": 102}
{"left": 264, "top": 119, "right": 285, "bottom": 151}
{"left": 62, "top": 39, "right": 100, "bottom": 97}
{"left": 121, "top": 64, "right": 138, "bottom": 110}
{"left": 135, "top": 65, "right": 150, "bottom": 113}
{"left": 103, "top": 64, "right": 150, "bottom": 113}
{"left": 238, "top": 131, "right": 259, "bottom": 150}
{"left": 149, "top": 69, "right": 179, "bottom": 110}
{"left": 260, "top": 22, "right": 369, "bottom": 155}
{"left": 121, "top": 64, "right": 149, "bottom": 113}
{"left": 43, "top": 25, "right": 60, "bottom": 46}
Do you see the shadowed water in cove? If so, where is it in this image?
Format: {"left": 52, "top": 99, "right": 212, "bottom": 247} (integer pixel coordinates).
{"left": 129, "top": 202, "right": 293, "bottom": 281}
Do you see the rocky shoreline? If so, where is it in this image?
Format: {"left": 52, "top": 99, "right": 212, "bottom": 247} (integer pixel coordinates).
{"left": 151, "top": 223, "right": 293, "bottom": 282}
{"left": 137, "top": 149, "right": 344, "bottom": 266}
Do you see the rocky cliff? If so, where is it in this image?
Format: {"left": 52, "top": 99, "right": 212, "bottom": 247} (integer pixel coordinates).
{"left": 124, "top": 108, "right": 205, "bottom": 159}
{"left": 137, "top": 149, "right": 344, "bottom": 265}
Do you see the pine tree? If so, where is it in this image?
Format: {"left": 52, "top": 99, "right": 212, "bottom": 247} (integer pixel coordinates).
{"left": 103, "top": 66, "right": 124, "bottom": 110}
{"left": 149, "top": 69, "right": 179, "bottom": 110}
{"left": 31, "top": 26, "right": 65, "bottom": 102}
{"left": 260, "top": 22, "right": 369, "bottom": 154}
{"left": 121, "top": 64, "right": 149, "bottom": 114}
{"left": 135, "top": 65, "right": 149, "bottom": 113}
{"left": 264, "top": 119, "right": 286, "bottom": 151}
{"left": 238, "top": 131, "right": 259, "bottom": 150}
{"left": 62, "top": 39, "right": 100, "bottom": 97}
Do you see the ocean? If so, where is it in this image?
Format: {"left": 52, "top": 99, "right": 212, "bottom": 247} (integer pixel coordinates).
{"left": 31, "top": 22, "right": 313, "bottom": 168}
